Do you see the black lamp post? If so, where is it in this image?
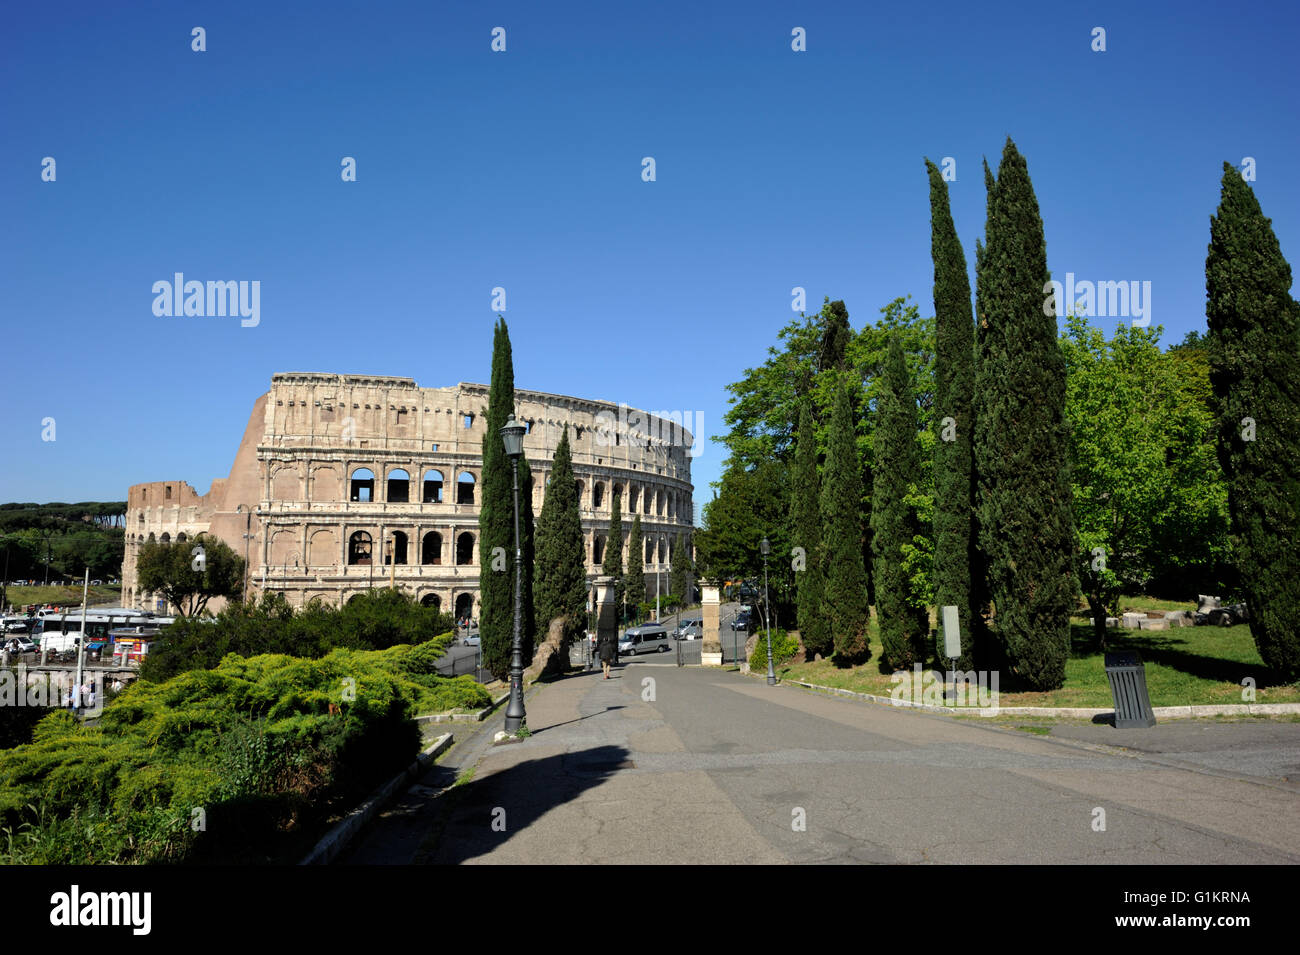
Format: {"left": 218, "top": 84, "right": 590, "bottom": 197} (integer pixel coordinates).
{"left": 500, "top": 414, "right": 528, "bottom": 734}
{"left": 761, "top": 536, "right": 775, "bottom": 685}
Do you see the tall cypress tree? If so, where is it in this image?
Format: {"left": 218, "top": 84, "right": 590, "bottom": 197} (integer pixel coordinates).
{"left": 1206, "top": 162, "right": 1300, "bottom": 679}
{"left": 533, "top": 426, "right": 587, "bottom": 643}
{"left": 973, "top": 139, "right": 1075, "bottom": 690}
{"left": 479, "top": 317, "right": 528, "bottom": 679}
{"left": 927, "top": 158, "right": 979, "bottom": 670}
{"left": 669, "top": 532, "right": 688, "bottom": 602}
{"left": 821, "top": 383, "right": 871, "bottom": 663}
{"left": 625, "top": 513, "right": 646, "bottom": 618}
{"left": 792, "top": 400, "right": 831, "bottom": 658}
{"left": 601, "top": 487, "right": 625, "bottom": 619}
{"left": 871, "top": 335, "right": 930, "bottom": 669}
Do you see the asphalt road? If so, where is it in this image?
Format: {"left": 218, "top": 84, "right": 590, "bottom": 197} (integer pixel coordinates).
{"left": 343, "top": 661, "right": 1300, "bottom": 864}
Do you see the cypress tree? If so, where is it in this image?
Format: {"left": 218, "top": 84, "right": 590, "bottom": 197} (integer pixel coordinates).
{"left": 821, "top": 383, "right": 871, "bottom": 663}
{"left": 601, "top": 487, "right": 625, "bottom": 619}
{"left": 625, "top": 513, "right": 646, "bottom": 618}
{"left": 478, "top": 317, "right": 535, "bottom": 679}
{"left": 792, "top": 400, "right": 831, "bottom": 658}
{"left": 871, "top": 335, "right": 930, "bottom": 669}
{"left": 1206, "top": 162, "right": 1300, "bottom": 679}
{"left": 669, "top": 532, "right": 688, "bottom": 603}
{"left": 973, "top": 139, "right": 1075, "bottom": 690}
{"left": 927, "top": 158, "right": 979, "bottom": 670}
{"left": 533, "top": 426, "right": 587, "bottom": 643}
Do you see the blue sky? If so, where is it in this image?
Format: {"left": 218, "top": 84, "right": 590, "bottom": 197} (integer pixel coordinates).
{"left": 3, "top": 0, "right": 1297, "bottom": 515}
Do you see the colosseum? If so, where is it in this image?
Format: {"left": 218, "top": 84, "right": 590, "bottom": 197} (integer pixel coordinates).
{"left": 122, "top": 373, "right": 696, "bottom": 621}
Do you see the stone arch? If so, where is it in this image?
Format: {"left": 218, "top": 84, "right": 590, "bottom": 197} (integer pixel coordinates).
{"left": 457, "top": 471, "right": 476, "bottom": 505}
{"left": 308, "top": 528, "right": 337, "bottom": 567}
{"left": 454, "top": 593, "right": 474, "bottom": 622}
{"left": 387, "top": 531, "right": 409, "bottom": 565}
{"left": 422, "top": 531, "right": 443, "bottom": 565}
{"left": 423, "top": 470, "right": 444, "bottom": 503}
{"left": 593, "top": 482, "right": 605, "bottom": 509}
{"left": 312, "top": 465, "right": 342, "bottom": 501}
{"left": 350, "top": 468, "right": 375, "bottom": 502}
{"left": 348, "top": 531, "right": 373, "bottom": 565}
{"left": 421, "top": 593, "right": 442, "bottom": 610}
{"left": 387, "top": 468, "right": 410, "bottom": 503}
{"left": 160, "top": 532, "right": 170, "bottom": 543}
{"left": 272, "top": 466, "right": 299, "bottom": 501}
{"left": 455, "top": 531, "right": 475, "bottom": 565}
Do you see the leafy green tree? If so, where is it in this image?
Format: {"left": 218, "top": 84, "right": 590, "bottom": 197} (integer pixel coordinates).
{"left": 1206, "top": 162, "right": 1300, "bottom": 679}
{"left": 601, "top": 487, "right": 624, "bottom": 617}
{"left": 1061, "top": 315, "right": 1229, "bottom": 648}
{"left": 533, "top": 426, "right": 587, "bottom": 644}
{"left": 624, "top": 513, "right": 646, "bottom": 620}
{"left": 871, "top": 336, "right": 931, "bottom": 668}
{"left": 927, "top": 158, "right": 979, "bottom": 669}
{"left": 822, "top": 383, "right": 871, "bottom": 663}
{"left": 136, "top": 533, "right": 244, "bottom": 617}
{"left": 973, "top": 139, "right": 1075, "bottom": 690}
{"left": 478, "top": 318, "right": 535, "bottom": 680}
{"left": 791, "top": 401, "right": 830, "bottom": 658}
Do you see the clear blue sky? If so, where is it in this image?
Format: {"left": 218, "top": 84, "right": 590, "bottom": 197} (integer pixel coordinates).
{"left": 3, "top": 0, "right": 1297, "bottom": 515}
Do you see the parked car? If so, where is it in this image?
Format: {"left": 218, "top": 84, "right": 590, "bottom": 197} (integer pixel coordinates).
{"left": 461, "top": 633, "right": 481, "bottom": 647}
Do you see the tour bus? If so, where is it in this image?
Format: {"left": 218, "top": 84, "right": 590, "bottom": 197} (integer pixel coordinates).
{"left": 35, "top": 609, "right": 175, "bottom": 652}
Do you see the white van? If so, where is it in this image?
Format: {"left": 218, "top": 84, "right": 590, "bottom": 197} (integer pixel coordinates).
{"left": 619, "top": 625, "right": 672, "bottom": 655}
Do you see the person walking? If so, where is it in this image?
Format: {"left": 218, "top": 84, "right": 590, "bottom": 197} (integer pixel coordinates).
{"left": 599, "top": 631, "right": 615, "bottom": 679}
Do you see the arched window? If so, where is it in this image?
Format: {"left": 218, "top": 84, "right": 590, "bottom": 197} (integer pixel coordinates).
{"left": 656, "top": 489, "right": 665, "bottom": 516}
{"left": 147, "top": 533, "right": 156, "bottom": 543}
{"left": 455, "top": 532, "right": 475, "bottom": 565}
{"left": 348, "top": 531, "right": 373, "bottom": 566}
{"left": 454, "top": 593, "right": 474, "bottom": 621}
{"left": 593, "top": 482, "right": 605, "bottom": 509}
{"left": 386, "top": 531, "right": 408, "bottom": 565}
{"left": 350, "top": 468, "right": 375, "bottom": 502}
{"left": 176, "top": 532, "right": 187, "bottom": 542}
{"left": 387, "top": 469, "right": 410, "bottom": 503}
{"left": 421, "top": 594, "right": 441, "bottom": 610}
{"left": 629, "top": 487, "right": 640, "bottom": 513}
{"left": 423, "top": 470, "right": 444, "bottom": 503}
{"left": 160, "top": 532, "right": 170, "bottom": 543}
{"left": 593, "top": 535, "right": 604, "bottom": 565}
{"left": 658, "top": 538, "right": 667, "bottom": 563}
{"left": 457, "top": 472, "right": 476, "bottom": 505}
{"left": 422, "top": 531, "right": 443, "bottom": 565}
{"left": 575, "top": 480, "right": 584, "bottom": 505}
{"left": 646, "top": 537, "right": 653, "bottom": 563}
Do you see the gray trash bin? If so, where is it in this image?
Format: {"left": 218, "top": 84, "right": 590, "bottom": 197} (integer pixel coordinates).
{"left": 1104, "top": 651, "right": 1157, "bottom": 729}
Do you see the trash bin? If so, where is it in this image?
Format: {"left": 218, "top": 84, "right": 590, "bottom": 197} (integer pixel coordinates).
{"left": 1104, "top": 651, "right": 1157, "bottom": 729}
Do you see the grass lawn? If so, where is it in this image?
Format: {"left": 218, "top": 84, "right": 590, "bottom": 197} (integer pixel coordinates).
{"left": 4, "top": 584, "right": 123, "bottom": 609}
{"left": 777, "top": 606, "right": 1300, "bottom": 709}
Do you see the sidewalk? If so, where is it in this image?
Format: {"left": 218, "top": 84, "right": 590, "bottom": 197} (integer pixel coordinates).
{"left": 422, "top": 665, "right": 784, "bottom": 864}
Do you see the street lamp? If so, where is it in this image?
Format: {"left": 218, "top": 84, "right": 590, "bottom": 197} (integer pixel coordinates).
{"left": 760, "top": 536, "right": 775, "bottom": 685}
{"left": 500, "top": 414, "right": 528, "bottom": 734}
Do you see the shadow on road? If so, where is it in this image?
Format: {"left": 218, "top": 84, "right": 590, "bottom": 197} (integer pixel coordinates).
{"left": 432, "top": 744, "right": 632, "bottom": 864}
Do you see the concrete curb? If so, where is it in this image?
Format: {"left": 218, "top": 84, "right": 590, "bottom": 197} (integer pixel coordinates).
{"left": 299, "top": 731, "right": 454, "bottom": 865}
{"left": 784, "top": 679, "right": 1300, "bottom": 720}
{"left": 416, "top": 692, "right": 510, "bottom": 725}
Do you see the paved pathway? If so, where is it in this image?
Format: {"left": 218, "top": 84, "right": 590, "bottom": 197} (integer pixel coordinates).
{"left": 343, "top": 664, "right": 1300, "bottom": 864}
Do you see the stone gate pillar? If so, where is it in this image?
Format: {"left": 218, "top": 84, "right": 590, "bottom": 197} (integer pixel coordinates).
{"left": 701, "top": 579, "right": 723, "bottom": 666}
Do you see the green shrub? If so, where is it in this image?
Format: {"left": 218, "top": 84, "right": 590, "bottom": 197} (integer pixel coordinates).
{"left": 748, "top": 628, "right": 800, "bottom": 670}
{"left": 0, "top": 642, "right": 486, "bottom": 864}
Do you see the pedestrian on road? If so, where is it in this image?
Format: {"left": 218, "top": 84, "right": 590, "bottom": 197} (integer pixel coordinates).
{"left": 599, "top": 631, "right": 615, "bottom": 679}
